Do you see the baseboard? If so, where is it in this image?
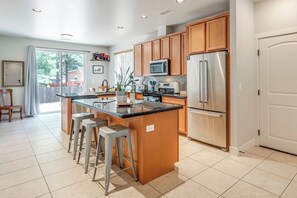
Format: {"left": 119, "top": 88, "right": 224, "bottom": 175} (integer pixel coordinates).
{"left": 229, "top": 146, "right": 240, "bottom": 156}
{"left": 229, "top": 138, "right": 256, "bottom": 156}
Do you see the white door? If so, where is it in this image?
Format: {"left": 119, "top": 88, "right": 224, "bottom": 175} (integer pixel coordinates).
{"left": 259, "top": 33, "right": 297, "bottom": 155}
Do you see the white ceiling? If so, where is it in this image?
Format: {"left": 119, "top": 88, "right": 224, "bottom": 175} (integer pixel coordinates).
{"left": 0, "top": 0, "right": 229, "bottom": 47}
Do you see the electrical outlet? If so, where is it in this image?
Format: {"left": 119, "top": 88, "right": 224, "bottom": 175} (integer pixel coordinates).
{"left": 146, "top": 125, "right": 154, "bottom": 132}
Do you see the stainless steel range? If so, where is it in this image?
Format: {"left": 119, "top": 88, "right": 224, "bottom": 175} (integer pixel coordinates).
{"left": 142, "top": 83, "right": 175, "bottom": 102}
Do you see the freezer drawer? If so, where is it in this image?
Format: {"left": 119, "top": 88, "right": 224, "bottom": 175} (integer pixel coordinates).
{"left": 188, "top": 108, "right": 226, "bottom": 148}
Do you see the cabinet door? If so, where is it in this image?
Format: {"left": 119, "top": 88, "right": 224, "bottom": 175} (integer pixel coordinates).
{"left": 136, "top": 93, "right": 143, "bottom": 100}
{"left": 142, "top": 42, "right": 152, "bottom": 76}
{"left": 188, "top": 23, "right": 206, "bottom": 54}
{"left": 181, "top": 32, "right": 188, "bottom": 75}
{"left": 161, "top": 37, "right": 170, "bottom": 59}
{"left": 152, "top": 40, "right": 161, "bottom": 60}
{"left": 179, "top": 106, "right": 187, "bottom": 135}
{"left": 170, "top": 34, "right": 181, "bottom": 75}
{"left": 162, "top": 96, "right": 187, "bottom": 135}
{"left": 206, "top": 17, "right": 227, "bottom": 51}
{"left": 134, "top": 44, "right": 142, "bottom": 76}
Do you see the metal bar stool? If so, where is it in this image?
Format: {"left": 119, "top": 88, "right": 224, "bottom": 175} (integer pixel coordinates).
{"left": 68, "top": 113, "right": 94, "bottom": 160}
{"left": 92, "top": 125, "right": 137, "bottom": 195}
{"left": 77, "top": 118, "right": 108, "bottom": 173}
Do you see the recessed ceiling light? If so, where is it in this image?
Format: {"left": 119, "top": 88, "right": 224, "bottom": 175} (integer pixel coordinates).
{"left": 140, "top": 15, "right": 148, "bottom": 19}
{"left": 176, "top": 0, "right": 184, "bottom": 3}
{"left": 61, "top": 33, "right": 73, "bottom": 40}
{"left": 117, "top": 26, "right": 124, "bottom": 29}
{"left": 32, "top": 8, "right": 42, "bottom": 12}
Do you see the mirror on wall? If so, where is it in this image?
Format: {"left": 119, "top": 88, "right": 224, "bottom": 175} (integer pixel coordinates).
{"left": 2, "top": 60, "right": 24, "bottom": 87}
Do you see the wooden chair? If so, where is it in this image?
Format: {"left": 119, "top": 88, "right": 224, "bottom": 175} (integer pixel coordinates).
{"left": 0, "top": 89, "right": 23, "bottom": 122}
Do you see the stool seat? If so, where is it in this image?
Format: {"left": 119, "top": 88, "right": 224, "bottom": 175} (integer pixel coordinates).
{"left": 93, "top": 125, "right": 137, "bottom": 195}
{"left": 68, "top": 113, "right": 94, "bottom": 160}
{"left": 99, "top": 125, "right": 129, "bottom": 137}
{"left": 77, "top": 117, "right": 108, "bottom": 173}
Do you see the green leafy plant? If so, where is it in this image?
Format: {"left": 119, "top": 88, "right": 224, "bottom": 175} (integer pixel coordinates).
{"left": 115, "top": 67, "right": 134, "bottom": 91}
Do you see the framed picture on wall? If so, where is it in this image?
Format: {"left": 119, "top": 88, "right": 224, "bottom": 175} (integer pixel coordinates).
{"left": 92, "top": 65, "right": 104, "bottom": 74}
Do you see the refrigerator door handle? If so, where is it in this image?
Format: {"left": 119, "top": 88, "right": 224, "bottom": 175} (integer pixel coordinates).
{"left": 204, "top": 60, "right": 208, "bottom": 103}
{"left": 188, "top": 109, "right": 223, "bottom": 117}
{"left": 199, "top": 61, "right": 203, "bottom": 103}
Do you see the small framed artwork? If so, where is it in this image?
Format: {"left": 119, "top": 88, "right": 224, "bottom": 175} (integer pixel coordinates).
{"left": 93, "top": 65, "right": 104, "bottom": 74}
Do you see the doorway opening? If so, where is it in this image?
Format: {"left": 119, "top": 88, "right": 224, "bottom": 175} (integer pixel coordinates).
{"left": 36, "top": 49, "right": 85, "bottom": 113}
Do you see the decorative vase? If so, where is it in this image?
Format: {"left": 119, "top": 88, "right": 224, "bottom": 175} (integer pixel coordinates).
{"left": 116, "top": 91, "right": 128, "bottom": 103}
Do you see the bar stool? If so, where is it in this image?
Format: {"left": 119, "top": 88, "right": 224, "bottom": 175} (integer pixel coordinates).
{"left": 68, "top": 113, "right": 94, "bottom": 160}
{"left": 92, "top": 125, "right": 137, "bottom": 195}
{"left": 77, "top": 118, "right": 108, "bottom": 173}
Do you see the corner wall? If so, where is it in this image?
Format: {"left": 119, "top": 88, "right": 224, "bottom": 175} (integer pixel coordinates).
{"left": 230, "top": 0, "right": 257, "bottom": 153}
{"left": 255, "top": 0, "right": 297, "bottom": 34}
{"left": 0, "top": 35, "right": 109, "bottom": 110}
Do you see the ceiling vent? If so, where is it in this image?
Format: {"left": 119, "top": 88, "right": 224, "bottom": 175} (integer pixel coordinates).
{"left": 160, "top": 9, "right": 174, "bottom": 15}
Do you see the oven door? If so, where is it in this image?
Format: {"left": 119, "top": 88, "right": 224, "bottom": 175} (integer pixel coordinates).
{"left": 150, "top": 60, "right": 168, "bottom": 76}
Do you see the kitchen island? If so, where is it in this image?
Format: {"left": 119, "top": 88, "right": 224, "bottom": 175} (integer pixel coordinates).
{"left": 57, "top": 92, "right": 115, "bottom": 134}
{"left": 73, "top": 98, "right": 182, "bottom": 184}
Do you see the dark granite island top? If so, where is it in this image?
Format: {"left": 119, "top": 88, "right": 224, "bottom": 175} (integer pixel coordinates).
{"left": 56, "top": 92, "right": 115, "bottom": 100}
{"left": 73, "top": 98, "right": 183, "bottom": 118}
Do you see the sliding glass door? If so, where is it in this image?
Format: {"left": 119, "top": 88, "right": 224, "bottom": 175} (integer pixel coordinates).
{"left": 36, "top": 49, "right": 85, "bottom": 113}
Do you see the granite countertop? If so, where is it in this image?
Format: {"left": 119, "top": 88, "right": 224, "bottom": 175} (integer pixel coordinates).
{"left": 56, "top": 92, "right": 115, "bottom": 100}
{"left": 161, "top": 93, "right": 187, "bottom": 99}
{"left": 73, "top": 97, "right": 183, "bottom": 118}
{"left": 136, "top": 92, "right": 187, "bottom": 99}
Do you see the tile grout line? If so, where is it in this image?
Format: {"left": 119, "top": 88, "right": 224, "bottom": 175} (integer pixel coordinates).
{"left": 22, "top": 117, "right": 54, "bottom": 198}
{"left": 279, "top": 172, "right": 297, "bottom": 197}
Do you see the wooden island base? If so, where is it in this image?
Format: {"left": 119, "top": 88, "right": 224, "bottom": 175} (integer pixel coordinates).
{"left": 92, "top": 109, "right": 179, "bottom": 184}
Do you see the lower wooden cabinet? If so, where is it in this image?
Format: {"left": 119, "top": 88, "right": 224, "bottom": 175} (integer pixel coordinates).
{"left": 136, "top": 93, "right": 143, "bottom": 100}
{"left": 162, "top": 96, "right": 187, "bottom": 136}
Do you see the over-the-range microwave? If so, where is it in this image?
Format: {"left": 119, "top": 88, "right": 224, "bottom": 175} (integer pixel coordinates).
{"left": 149, "top": 59, "right": 169, "bottom": 76}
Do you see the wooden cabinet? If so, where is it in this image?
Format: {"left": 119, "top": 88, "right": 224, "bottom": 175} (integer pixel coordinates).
{"left": 188, "top": 23, "right": 206, "bottom": 54}
{"left": 152, "top": 40, "right": 161, "bottom": 60}
{"left": 134, "top": 44, "right": 142, "bottom": 76}
{"left": 206, "top": 17, "right": 227, "bottom": 51}
{"left": 161, "top": 37, "right": 170, "bottom": 59}
{"left": 162, "top": 96, "right": 187, "bottom": 136}
{"left": 136, "top": 93, "right": 143, "bottom": 100}
{"left": 187, "top": 13, "right": 229, "bottom": 54}
{"left": 170, "top": 34, "right": 182, "bottom": 75}
{"left": 142, "top": 42, "right": 152, "bottom": 76}
{"left": 181, "top": 32, "right": 188, "bottom": 75}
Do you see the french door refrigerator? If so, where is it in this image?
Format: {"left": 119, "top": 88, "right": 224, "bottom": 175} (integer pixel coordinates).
{"left": 187, "top": 51, "right": 227, "bottom": 149}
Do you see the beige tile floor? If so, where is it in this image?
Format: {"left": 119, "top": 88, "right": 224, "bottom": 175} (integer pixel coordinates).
{"left": 0, "top": 113, "right": 297, "bottom": 198}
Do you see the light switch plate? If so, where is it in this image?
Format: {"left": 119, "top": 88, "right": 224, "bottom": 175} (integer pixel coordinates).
{"left": 146, "top": 125, "right": 154, "bottom": 132}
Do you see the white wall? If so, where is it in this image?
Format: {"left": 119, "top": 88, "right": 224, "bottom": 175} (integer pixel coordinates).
{"left": 230, "top": 0, "right": 257, "bottom": 151}
{"left": 255, "top": 0, "right": 297, "bottom": 34}
{"left": 0, "top": 35, "right": 109, "bottom": 109}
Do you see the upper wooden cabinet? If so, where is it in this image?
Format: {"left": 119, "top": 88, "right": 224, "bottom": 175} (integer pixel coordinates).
{"left": 142, "top": 42, "right": 152, "bottom": 76}
{"left": 206, "top": 17, "right": 227, "bottom": 51}
{"left": 134, "top": 44, "right": 142, "bottom": 76}
{"left": 161, "top": 37, "right": 170, "bottom": 59}
{"left": 181, "top": 32, "right": 188, "bottom": 75}
{"left": 152, "top": 40, "right": 161, "bottom": 60}
{"left": 170, "top": 34, "right": 182, "bottom": 76}
{"left": 187, "top": 13, "right": 229, "bottom": 54}
{"left": 188, "top": 23, "right": 206, "bottom": 54}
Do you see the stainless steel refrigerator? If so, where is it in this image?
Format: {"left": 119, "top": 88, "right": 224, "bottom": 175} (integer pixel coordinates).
{"left": 187, "top": 51, "right": 227, "bottom": 149}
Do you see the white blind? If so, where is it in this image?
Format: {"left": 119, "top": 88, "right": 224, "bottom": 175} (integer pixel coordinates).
{"left": 114, "top": 50, "right": 133, "bottom": 82}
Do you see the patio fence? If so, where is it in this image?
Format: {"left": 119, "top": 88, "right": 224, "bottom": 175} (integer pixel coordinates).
{"left": 38, "top": 86, "right": 84, "bottom": 103}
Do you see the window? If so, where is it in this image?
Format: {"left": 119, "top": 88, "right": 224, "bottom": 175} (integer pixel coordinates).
{"left": 114, "top": 49, "right": 133, "bottom": 83}
{"left": 36, "top": 48, "right": 86, "bottom": 113}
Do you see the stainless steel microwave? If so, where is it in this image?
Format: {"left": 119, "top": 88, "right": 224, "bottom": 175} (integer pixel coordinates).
{"left": 149, "top": 59, "right": 169, "bottom": 76}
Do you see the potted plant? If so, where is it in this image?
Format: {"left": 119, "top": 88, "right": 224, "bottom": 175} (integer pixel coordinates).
{"left": 115, "top": 67, "right": 134, "bottom": 103}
